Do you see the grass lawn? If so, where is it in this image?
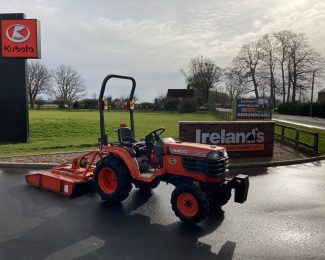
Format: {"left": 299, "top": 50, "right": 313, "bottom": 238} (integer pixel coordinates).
{"left": 0, "top": 110, "right": 223, "bottom": 156}
{"left": 274, "top": 122, "right": 325, "bottom": 155}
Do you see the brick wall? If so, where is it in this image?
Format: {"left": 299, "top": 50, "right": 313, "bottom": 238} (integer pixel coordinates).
{"left": 179, "top": 121, "right": 275, "bottom": 158}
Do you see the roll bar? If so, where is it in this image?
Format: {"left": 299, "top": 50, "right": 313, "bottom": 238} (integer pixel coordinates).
{"left": 98, "top": 74, "right": 136, "bottom": 146}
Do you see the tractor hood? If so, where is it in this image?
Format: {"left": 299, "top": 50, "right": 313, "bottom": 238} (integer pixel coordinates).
{"left": 165, "top": 142, "right": 226, "bottom": 158}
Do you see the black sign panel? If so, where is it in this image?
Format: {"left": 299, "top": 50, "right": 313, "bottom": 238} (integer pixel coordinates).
{"left": 0, "top": 13, "right": 28, "bottom": 142}
{"left": 236, "top": 98, "right": 272, "bottom": 120}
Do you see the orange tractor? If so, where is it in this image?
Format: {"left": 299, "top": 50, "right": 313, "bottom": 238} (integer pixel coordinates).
{"left": 26, "top": 74, "right": 249, "bottom": 223}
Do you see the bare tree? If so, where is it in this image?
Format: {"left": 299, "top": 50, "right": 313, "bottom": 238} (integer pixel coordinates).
{"left": 274, "top": 30, "right": 294, "bottom": 102}
{"left": 225, "top": 29, "right": 325, "bottom": 108}
{"left": 233, "top": 41, "right": 262, "bottom": 98}
{"left": 27, "top": 61, "right": 52, "bottom": 108}
{"left": 51, "top": 65, "right": 86, "bottom": 104}
{"left": 181, "top": 55, "right": 222, "bottom": 104}
{"left": 259, "top": 34, "right": 278, "bottom": 106}
{"left": 223, "top": 66, "right": 251, "bottom": 101}
{"left": 306, "top": 50, "right": 325, "bottom": 115}
{"left": 153, "top": 93, "right": 167, "bottom": 109}
{"left": 286, "top": 33, "right": 311, "bottom": 103}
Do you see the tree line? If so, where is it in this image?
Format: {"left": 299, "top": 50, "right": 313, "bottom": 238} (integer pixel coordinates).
{"left": 29, "top": 29, "right": 324, "bottom": 111}
{"left": 181, "top": 30, "right": 325, "bottom": 107}
{"left": 27, "top": 62, "right": 85, "bottom": 108}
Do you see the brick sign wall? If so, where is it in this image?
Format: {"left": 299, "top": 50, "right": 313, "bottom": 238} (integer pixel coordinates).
{"left": 179, "top": 121, "right": 275, "bottom": 158}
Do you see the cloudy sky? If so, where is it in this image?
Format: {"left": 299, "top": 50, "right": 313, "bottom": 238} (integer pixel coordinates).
{"left": 2, "top": 0, "right": 325, "bottom": 101}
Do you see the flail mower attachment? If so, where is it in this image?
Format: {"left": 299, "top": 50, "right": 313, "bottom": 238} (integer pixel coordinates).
{"left": 25, "top": 151, "right": 100, "bottom": 196}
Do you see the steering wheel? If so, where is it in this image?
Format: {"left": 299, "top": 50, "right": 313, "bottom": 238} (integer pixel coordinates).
{"left": 144, "top": 128, "right": 165, "bottom": 156}
{"left": 145, "top": 128, "right": 165, "bottom": 142}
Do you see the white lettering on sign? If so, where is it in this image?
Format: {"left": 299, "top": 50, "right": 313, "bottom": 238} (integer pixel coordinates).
{"left": 195, "top": 128, "right": 265, "bottom": 144}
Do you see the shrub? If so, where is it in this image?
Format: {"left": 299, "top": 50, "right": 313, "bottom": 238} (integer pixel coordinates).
{"left": 179, "top": 98, "right": 197, "bottom": 113}
{"left": 278, "top": 102, "right": 290, "bottom": 114}
{"left": 81, "top": 99, "right": 98, "bottom": 110}
{"left": 165, "top": 98, "right": 178, "bottom": 111}
{"left": 313, "top": 102, "right": 325, "bottom": 118}
{"left": 278, "top": 102, "right": 325, "bottom": 118}
{"left": 34, "top": 99, "right": 46, "bottom": 110}
{"left": 53, "top": 99, "right": 68, "bottom": 109}
{"left": 73, "top": 100, "right": 82, "bottom": 109}
{"left": 139, "top": 102, "right": 154, "bottom": 110}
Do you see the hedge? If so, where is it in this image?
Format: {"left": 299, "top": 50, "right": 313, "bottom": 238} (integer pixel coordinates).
{"left": 278, "top": 102, "right": 325, "bottom": 118}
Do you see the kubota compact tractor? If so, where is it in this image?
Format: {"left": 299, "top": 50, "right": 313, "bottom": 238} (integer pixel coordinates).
{"left": 26, "top": 74, "right": 249, "bottom": 224}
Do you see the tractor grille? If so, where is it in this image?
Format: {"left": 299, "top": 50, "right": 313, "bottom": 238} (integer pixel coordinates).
{"left": 182, "top": 156, "right": 228, "bottom": 178}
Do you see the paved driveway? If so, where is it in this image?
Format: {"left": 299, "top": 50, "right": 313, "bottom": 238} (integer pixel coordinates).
{"left": 0, "top": 162, "right": 324, "bottom": 259}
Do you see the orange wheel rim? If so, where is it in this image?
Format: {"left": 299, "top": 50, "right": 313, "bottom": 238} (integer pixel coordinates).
{"left": 98, "top": 167, "right": 117, "bottom": 194}
{"left": 176, "top": 192, "right": 199, "bottom": 217}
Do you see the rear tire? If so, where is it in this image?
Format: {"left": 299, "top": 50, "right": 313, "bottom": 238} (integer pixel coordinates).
{"left": 94, "top": 156, "right": 132, "bottom": 202}
{"left": 171, "top": 183, "right": 209, "bottom": 224}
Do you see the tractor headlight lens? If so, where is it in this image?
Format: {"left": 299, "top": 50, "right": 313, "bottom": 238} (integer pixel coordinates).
{"left": 207, "top": 151, "right": 221, "bottom": 160}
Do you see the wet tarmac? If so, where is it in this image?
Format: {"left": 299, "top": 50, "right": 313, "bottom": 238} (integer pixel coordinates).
{"left": 0, "top": 162, "right": 324, "bottom": 259}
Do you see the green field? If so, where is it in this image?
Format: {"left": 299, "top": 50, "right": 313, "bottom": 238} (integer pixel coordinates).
{"left": 1, "top": 110, "right": 324, "bottom": 157}
{"left": 0, "top": 110, "right": 223, "bottom": 156}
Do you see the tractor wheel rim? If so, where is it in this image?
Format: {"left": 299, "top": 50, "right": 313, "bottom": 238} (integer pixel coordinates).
{"left": 99, "top": 167, "right": 117, "bottom": 194}
{"left": 176, "top": 192, "right": 199, "bottom": 217}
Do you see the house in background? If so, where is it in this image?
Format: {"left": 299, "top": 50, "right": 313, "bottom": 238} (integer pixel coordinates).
{"left": 167, "top": 88, "right": 194, "bottom": 100}
{"left": 318, "top": 88, "right": 325, "bottom": 102}
{"left": 166, "top": 86, "right": 195, "bottom": 111}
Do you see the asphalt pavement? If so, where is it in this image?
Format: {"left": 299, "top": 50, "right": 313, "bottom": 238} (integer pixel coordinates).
{"left": 272, "top": 114, "right": 325, "bottom": 130}
{"left": 0, "top": 162, "right": 325, "bottom": 259}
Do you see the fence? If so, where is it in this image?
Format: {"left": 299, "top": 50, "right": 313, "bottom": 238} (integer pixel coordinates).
{"left": 275, "top": 123, "right": 319, "bottom": 153}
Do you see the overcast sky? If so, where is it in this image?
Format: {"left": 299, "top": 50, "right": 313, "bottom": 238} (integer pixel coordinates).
{"left": 2, "top": 0, "right": 325, "bottom": 101}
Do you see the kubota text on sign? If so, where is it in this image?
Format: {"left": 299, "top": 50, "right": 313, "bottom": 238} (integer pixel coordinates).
{"left": 1, "top": 19, "right": 40, "bottom": 58}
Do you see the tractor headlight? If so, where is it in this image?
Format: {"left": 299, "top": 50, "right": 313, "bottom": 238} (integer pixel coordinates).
{"left": 207, "top": 151, "right": 221, "bottom": 160}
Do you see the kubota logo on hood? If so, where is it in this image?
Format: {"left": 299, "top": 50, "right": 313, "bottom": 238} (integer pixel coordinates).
{"left": 6, "top": 24, "right": 31, "bottom": 43}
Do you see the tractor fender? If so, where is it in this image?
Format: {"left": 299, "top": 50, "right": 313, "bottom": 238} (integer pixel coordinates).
{"left": 102, "top": 147, "right": 140, "bottom": 178}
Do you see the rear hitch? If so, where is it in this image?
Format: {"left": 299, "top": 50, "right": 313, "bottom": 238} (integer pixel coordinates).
{"left": 227, "top": 174, "right": 249, "bottom": 203}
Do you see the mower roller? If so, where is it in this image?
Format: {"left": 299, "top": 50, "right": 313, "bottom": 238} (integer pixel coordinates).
{"left": 26, "top": 74, "right": 249, "bottom": 224}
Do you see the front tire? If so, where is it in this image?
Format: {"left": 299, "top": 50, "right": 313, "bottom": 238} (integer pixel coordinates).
{"left": 200, "top": 183, "right": 231, "bottom": 211}
{"left": 171, "top": 183, "right": 209, "bottom": 224}
{"left": 94, "top": 156, "right": 132, "bottom": 202}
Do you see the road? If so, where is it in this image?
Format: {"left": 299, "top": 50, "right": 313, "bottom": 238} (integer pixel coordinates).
{"left": 272, "top": 114, "right": 325, "bottom": 130}
{"left": 0, "top": 163, "right": 325, "bottom": 259}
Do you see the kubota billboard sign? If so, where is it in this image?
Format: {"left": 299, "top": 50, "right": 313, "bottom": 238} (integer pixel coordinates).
{"left": 1, "top": 19, "right": 40, "bottom": 58}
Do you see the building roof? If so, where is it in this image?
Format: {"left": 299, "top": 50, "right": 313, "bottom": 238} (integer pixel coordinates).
{"left": 167, "top": 89, "right": 194, "bottom": 98}
{"left": 318, "top": 88, "right": 325, "bottom": 93}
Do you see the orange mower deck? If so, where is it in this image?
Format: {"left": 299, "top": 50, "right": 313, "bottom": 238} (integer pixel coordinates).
{"left": 25, "top": 151, "right": 99, "bottom": 196}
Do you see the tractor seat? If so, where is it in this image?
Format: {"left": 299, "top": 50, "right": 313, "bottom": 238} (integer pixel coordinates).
{"left": 118, "top": 127, "right": 136, "bottom": 145}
